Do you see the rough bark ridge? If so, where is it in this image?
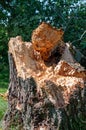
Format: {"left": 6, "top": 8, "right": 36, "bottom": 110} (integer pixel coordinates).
{"left": 3, "top": 22, "right": 86, "bottom": 130}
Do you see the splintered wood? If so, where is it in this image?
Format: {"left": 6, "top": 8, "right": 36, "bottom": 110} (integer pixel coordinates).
{"left": 4, "top": 22, "right": 86, "bottom": 130}
{"left": 8, "top": 22, "right": 86, "bottom": 108}
{"left": 32, "top": 22, "right": 64, "bottom": 60}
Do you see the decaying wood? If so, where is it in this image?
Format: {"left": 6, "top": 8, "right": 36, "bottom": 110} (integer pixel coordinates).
{"left": 0, "top": 90, "right": 8, "bottom": 100}
{"left": 32, "top": 22, "right": 64, "bottom": 61}
{"left": 2, "top": 23, "right": 86, "bottom": 130}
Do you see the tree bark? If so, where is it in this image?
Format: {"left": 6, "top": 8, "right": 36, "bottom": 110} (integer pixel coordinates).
{"left": 2, "top": 23, "right": 86, "bottom": 130}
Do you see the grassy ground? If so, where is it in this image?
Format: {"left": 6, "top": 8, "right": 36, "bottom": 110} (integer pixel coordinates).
{"left": 0, "top": 65, "right": 9, "bottom": 128}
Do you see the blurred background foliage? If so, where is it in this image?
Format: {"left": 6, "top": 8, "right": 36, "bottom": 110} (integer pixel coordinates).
{"left": 0, "top": 0, "right": 86, "bottom": 67}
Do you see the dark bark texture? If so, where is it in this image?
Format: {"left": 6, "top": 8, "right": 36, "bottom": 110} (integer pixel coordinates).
{"left": 2, "top": 48, "right": 86, "bottom": 130}
{"left": 2, "top": 23, "right": 86, "bottom": 130}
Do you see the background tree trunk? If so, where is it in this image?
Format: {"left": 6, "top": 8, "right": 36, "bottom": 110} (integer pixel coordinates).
{"left": 2, "top": 23, "right": 86, "bottom": 130}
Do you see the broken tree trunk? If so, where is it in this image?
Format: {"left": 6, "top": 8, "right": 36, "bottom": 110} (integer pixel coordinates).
{"left": 3, "top": 23, "right": 86, "bottom": 130}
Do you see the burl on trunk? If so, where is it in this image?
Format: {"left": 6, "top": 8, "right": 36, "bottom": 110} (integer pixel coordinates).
{"left": 3, "top": 22, "right": 86, "bottom": 130}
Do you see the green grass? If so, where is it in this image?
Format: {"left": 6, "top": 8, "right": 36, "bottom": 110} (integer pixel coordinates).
{"left": 0, "top": 96, "right": 8, "bottom": 128}
{"left": 0, "top": 65, "right": 9, "bottom": 129}
{"left": 0, "top": 89, "right": 8, "bottom": 119}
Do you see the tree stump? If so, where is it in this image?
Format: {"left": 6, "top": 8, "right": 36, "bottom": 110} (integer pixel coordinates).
{"left": 3, "top": 23, "right": 86, "bottom": 130}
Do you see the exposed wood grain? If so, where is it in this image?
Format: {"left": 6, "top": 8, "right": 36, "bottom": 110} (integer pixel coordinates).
{"left": 2, "top": 23, "right": 86, "bottom": 130}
